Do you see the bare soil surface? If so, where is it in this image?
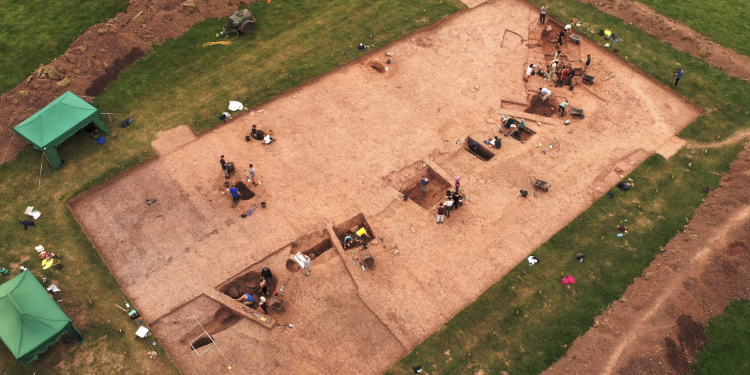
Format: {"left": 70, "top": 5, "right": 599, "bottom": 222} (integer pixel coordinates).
{"left": 0, "top": 0, "right": 237, "bottom": 163}
{"left": 576, "top": 0, "right": 750, "bottom": 83}
{"left": 544, "top": 142, "right": 750, "bottom": 375}
{"left": 68, "top": 1, "right": 700, "bottom": 373}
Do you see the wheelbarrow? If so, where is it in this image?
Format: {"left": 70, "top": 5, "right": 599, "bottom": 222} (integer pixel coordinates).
{"left": 268, "top": 296, "right": 286, "bottom": 312}
{"left": 582, "top": 74, "right": 595, "bottom": 85}
{"left": 359, "top": 248, "right": 375, "bottom": 270}
{"left": 570, "top": 107, "right": 585, "bottom": 119}
{"left": 568, "top": 34, "right": 582, "bottom": 44}
{"left": 532, "top": 177, "right": 550, "bottom": 192}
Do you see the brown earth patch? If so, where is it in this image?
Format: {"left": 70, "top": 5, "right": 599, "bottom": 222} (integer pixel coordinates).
{"left": 0, "top": 0, "right": 238, "bottom": 162}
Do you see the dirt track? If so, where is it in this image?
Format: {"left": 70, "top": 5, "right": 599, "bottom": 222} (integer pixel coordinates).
{"left": 544, "top": 142, "right": 750, "bottom": 375}
{"left": 67, "top": 0, "right": 700, "bottom": 373}
{"left": 0, "top": 0, "right": 236, "bottom": 163}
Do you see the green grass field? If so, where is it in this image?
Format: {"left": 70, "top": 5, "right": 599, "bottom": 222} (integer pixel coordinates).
{"left": 386, "top": 144, "right": 743, "bottom": 375}
{"left": 635, "top": 0, "right": 750, "bottom": 59}
{"left": 693, "top": 300, "right": 750, "bottom": 374}
{"left": 387, "top": 0, "right": 750, "bottom": 373}
{"left": 0, "top": 0, "right": 129, "bottom": 95}
{"left": 0, "top": 0, "right": 464, "bottom": 373}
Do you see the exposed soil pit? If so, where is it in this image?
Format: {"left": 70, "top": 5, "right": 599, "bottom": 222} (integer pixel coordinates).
{"left": 333, "top": 213, "right": 376, "bottom": 250}
{"left": 285, "top": 230, "right": 333, "bottom": 272}
{"left": 464, "top": 136, "right": 495, "bottom": 162}
{"left": 234, "top": 181, "right": 256, "bottom": 200}
{"left": 179, "top": 307, "right": 241, "bottom": 348}
{"left": 525, "top": 94, "right": 560, "bottom": 117}
{"left": 85, "top": 47, "right": 146, "bottom": 96}
{"left": 368, "top": 61, "right": 386, "bottom": 74}
{"left": 399, "top": 165, "right": 451, "bottom": 210}
{"left": 510, "top": 125, "right": 537, "bottom": 142}
{"left": 216, "top": 269, "right": 270, "bottom": 308}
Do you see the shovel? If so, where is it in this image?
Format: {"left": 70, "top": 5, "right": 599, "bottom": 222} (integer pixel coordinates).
{"left": 351, "top": 251, "right": 356, "bottom": 266}
{"left": 378, "top": 235, "right": 385, "bottom": 248}
{"left": 358, "top": 259, "right": 366, "bottom": 271}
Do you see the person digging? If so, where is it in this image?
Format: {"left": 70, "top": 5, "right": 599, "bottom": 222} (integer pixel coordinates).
{"left": 235, "top": 293, "right": 255, "bottom": 306}
{"left": 228, "top": 184, "right": 241, "bottom": 208}
{"left": 344, "top": 234, "right": 361, "bottom": 248}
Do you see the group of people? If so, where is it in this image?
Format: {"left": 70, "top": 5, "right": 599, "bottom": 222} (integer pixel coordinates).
{"left": 220, "top": 155, "right": 260, "bottom": 208}
{"left": 500, "top": 114, "right": 526, "bottom": 137}
{"left": 234, "top": 266, "right": 275, "bottom": 314}
{"left": 251, "top": 124, "right": 276, "bottom": 145}
{"left": 344, "top": 227, "right": 372, "bottom": 248}
{"left": 436, "top": 177, "right": 462, "bottom": 224}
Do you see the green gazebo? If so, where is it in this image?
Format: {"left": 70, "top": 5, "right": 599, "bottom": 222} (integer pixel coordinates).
{"left": 0, "top": 270, "right": 84, "bottom": 364}
{"left": 13, "top": 91, "right": 110, "bottom": 170}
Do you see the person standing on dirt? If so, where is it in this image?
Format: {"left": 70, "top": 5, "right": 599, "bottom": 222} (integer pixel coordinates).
{"left": 673, "top": 69, "right": 683, "bottom": 86}
{"left": 444, "top": 196, "right": 454, "bottom": 218}
{"left": 235, "top": 293, "right": 255, "bottom": 306}
{"left": 540, "top": 4, "right": 548, "bottom": 25}
{"left": 260, "top": 278, "right": 270, "bottom": 295}
{"left": 248, "top": 164, "right": 257, "bottom": 186}
{"left": 558, "top": 30, "right": 565, "bottom": 48}
{"left": 261, "top": 266, "right": 273, "bottom": 282}
{"left": 228, "top": 184, "right": 241, "bottom": 208}
{"left": 452, "top": 191, "right": 461, "bottom": 211}
{"left": 584, "top": 54, "right": 592, "bottom": 72}
{"left": 547, "top": 62, "right": 557, "bottom": 82}
{"left": 455, "top": 176, "right": 461, "bottom": 194}
{"left": 559, "top": 100, "right": 569, "bottom": 117}
{"left": 436, "top": 203, "right": 446, "bottom": 224}
{"left": 421, "top": 177, "right": 429, "bottom": 194}
{"left": 220, "top": 155, "right": 228, "bottom": 178}
{"left": 525, "top": 64, "right": 535, "bottom": 82}
{"left": 259, "top": 296, "right": 269, "bottom": 314}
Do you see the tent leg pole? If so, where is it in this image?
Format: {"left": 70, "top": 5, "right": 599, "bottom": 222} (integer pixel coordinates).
{"left": 1, "top": 131, "right": 14, "bottom": 165}
{"left": 38, "top": 152, "right": 45, "bottom": 191}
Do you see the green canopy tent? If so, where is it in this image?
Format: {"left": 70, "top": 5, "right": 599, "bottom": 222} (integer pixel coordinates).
{"left": 13, "top": 91, "right": 110, "bottom": 170}
{"left": 0, "top": 270, "right": 84, "bottom": 364}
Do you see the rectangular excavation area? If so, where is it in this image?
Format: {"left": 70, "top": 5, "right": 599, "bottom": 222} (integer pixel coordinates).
{"left": 525, "top": 94, "right": 561, "bottom": 117}
{"left": 333, "top": 213, "right": 376, "bottom": 250}
{"left": 179, "top": 307, "right": 241, "bottom": 353}
{"left": 398, "top": 164, "right": 451, "bottom": 210}
{"left": 285, "top": 230, "right": 333, "bottom": 273}
{"left": 465, "top": 136, "right": 496, "bottom": 162}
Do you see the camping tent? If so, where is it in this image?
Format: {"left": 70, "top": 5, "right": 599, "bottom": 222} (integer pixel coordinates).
{"left": 0, "top": 270, "right": 84, "bottom": 364}
{"left": 13, "top": 91, "right": 110, "bottom": 170}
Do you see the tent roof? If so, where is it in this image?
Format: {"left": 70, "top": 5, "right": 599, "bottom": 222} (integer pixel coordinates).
{"left": 0, "top": 271, "right": 73, "bottom": 362}
{"left": 13, "top": 91, "right": 99, "bottom": 148}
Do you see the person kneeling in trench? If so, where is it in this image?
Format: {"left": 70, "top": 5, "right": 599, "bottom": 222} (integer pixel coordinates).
{"left": 235, "top": 293, "right": 255, "bottom": 306}
{"left": 264, "top": 134, "right": 276, "bottom": 145}
{"left": 344, "top": 234, "right": 361, "bottom": 249}
{"left": 355, "top": 227, "right": 372, "bottom": 241}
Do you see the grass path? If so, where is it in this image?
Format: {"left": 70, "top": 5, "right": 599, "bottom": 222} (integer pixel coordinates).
{"left": 0, "top": 0, "right": 464, "bottom": 373}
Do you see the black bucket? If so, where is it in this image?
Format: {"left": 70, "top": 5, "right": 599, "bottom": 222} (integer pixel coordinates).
{"left": 403, "top": 195, "right": 408, "bottom": 201}
{"left": 245, "top": 136, "right": 251, "bottom": 142}
{"left": 261, "top": 202, "right": 266, "bottom": 208}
